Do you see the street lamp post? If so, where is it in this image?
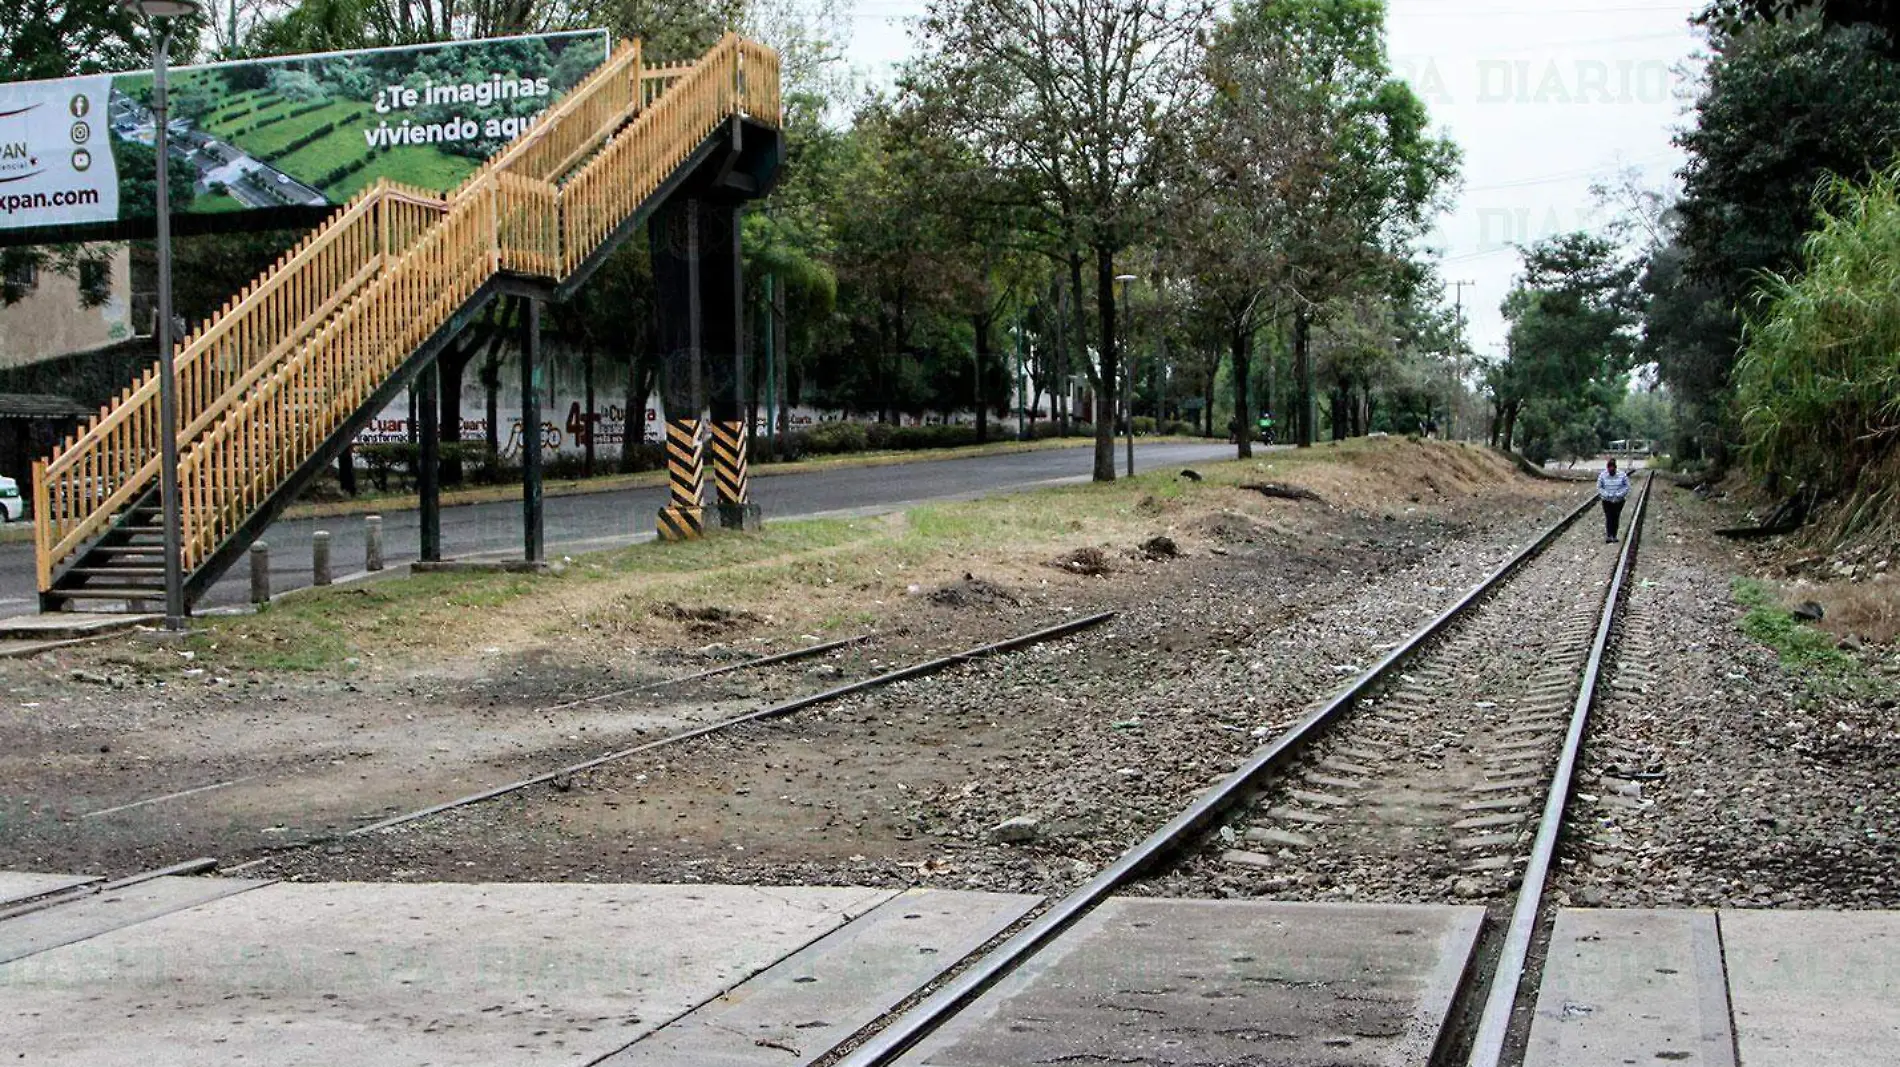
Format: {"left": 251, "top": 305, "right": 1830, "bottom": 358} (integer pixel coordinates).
{"left": 1115, "top": 273, "right": 1136, "bottom": 477}
{"left": 122, "top": 0, "right": 200, "bottom": 632}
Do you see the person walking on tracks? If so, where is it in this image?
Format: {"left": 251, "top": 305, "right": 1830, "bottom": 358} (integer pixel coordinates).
{"left": 1597, "top": 458, "right": 1632, "bottom": 542}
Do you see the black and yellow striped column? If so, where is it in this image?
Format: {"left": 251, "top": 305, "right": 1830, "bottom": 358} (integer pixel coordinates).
{"left": 657, "top": 416, "right": 706, "bottom": 541}
{"left": 710, "top": 420, "right": 749, "bottom": 506}
{"left": 710, "top": 418, "right": 761, "bottom": 531}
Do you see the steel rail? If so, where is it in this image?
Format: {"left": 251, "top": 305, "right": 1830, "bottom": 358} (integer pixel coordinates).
{"left": 219, "top": 610, "right": 1115, "bottom": 874}
{"left": 534, "top": 631, "right": 876, "bottom": 713}
{"left": 82, "top": 637, "right": 873, "bottom": 832}
{"left": 1466, "top": 470, "right": 1654, "bottom": 1067}
{"left": 0, "top": 857, "right": 221, "bottom": 924}
{"left": 835, "top": 492, "right": 1604, "bottom": 1067}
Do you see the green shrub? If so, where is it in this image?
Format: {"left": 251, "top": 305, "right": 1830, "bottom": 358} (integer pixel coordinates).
{"left": 351, "top": 441, "right": 484, "bottom": 492}
{"left": 801, "top": 421, "right": 870, "bottom": 455}
{"left": 1739, "top": 166, "right": 1900, "bottom": 496}
{"left": 889, "top": 424, "right": 979, "bottom": 449}
{"left": 1025, "top": 420, "right": 1099, "bottom": 440}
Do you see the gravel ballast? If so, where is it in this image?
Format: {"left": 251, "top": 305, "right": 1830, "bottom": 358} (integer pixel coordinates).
{"left": 1556, "top": 485, "right": 1900, "bottom": 910}
{"left": 255, "top": 489, "right": 1588, "bottom": 889}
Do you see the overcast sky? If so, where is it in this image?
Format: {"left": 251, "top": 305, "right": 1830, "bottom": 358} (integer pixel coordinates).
{"left": 839, "top": 0, "right": 1709, "bottom": 356}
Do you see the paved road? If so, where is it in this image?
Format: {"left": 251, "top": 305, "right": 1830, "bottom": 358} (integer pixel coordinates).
{"left": 3, "top": 442, "right": 1235, "bottom": 617}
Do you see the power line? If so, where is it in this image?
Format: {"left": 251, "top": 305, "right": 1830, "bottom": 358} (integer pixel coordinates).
{"left": 1389, "top": 2, "right": 1699, "bottom": 18}
{"left": 1463, "top": 154, "right": 1678, "bottom": 193}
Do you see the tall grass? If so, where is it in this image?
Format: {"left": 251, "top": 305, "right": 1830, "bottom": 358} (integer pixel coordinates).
{"left": 1737, "top": 167, "right": 1900, "bottom": 521}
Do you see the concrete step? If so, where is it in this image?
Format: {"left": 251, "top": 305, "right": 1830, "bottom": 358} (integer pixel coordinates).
{"left": 0, "top": 613, "right": 159, "bottom": 640}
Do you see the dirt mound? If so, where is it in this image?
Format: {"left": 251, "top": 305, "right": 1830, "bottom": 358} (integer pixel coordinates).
{"left": 1242, "top": 482, "right": 1325, "bottom": 504}
{"left": 1275, "top": 439, "right": 1531, "bottom": 507}
{"left": 927, "top": 574, "right": 1022, "bottom": 608}
{"left": 1192, "top": 511, "right": 1272, "bottom": 545}
{"left": 652, "top": 602, "right": 765, "bottom": 636}
{"left": 1055, "top": 546, "right": 1114, "bottom": 576}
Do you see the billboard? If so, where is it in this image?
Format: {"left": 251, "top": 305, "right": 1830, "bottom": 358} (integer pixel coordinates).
{"left": 0, "top": 30, "right": 608, "bottom": 234}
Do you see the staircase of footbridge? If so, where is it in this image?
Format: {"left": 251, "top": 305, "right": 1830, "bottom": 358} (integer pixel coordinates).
{"left": 33, "top": 34, "right": 782, "bottom": 612}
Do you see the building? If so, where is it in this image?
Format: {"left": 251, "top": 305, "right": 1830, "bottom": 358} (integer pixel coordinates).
{"left": 0, "top": 246, "right": 136, "bottom": 370}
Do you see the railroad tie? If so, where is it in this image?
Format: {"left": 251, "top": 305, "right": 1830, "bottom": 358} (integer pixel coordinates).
{"left": 1267, "top": 805, "right": 1332, "bottom": 825}
{"left": 1246, "top": 826, "right": 1313, "bottom": 849}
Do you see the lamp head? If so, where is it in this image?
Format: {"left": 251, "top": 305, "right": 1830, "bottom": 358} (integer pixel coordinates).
{"left": 120, "top": 0, "right": 201, "bottom": 19}
{"left": 1114, "top": 274, "right": 1137, "bottom": 283}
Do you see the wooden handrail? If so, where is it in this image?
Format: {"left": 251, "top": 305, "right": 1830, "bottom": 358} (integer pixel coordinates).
{"left": 454, "top": 40, "right": 643, "bottom": 195}
{"left": 33, "top": 179, "right": 445, "bottom": 571}
{"left": 39, "top": 33, "right": 782, "bottom": 596}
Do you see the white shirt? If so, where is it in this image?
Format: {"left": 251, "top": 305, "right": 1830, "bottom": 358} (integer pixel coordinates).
{"left": 1597, "top": 469, "right": 1631, "bottom": 502}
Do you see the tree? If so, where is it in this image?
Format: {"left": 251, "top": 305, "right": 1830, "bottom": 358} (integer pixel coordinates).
{"left": 1700, "top": 0, "right": 1900, "bottom": 45}
{"left": 1168, "top": 9, "right": 1327, "bottom": 459}
{"left": 1737, "top": 167, "right": 1900, "bottom": 515}
{"left": 1312, "top": 293, "right": 1399, "bottom": 439}
{"left": 1658, "top": 10, "right": 1900, "bottom": 458}
{"left": 821, "top": 103, "right": 962, "bottom": 421}
{"left": 247, "top": 0, "right": 377, "bottom": 54}
{"left": 0, "top": 0, "right": 165, "bottom": 82}
{"left": 1230, "top": 0, "right": 1458, "bottom": 448}
{"left": 1490, "top": 233, "right": 1641, "bottom": 459}
{"left": 905, "top": 0, "right": 1211, "bottom": 480}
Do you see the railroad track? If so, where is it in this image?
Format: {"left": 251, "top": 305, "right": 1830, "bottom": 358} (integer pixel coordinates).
{"left": 831, "top": 472, "right": 1655, "bottom": 1067}
{"left": 22, "top": 477, "right": 1653, "bottom": 1067}
{"left": 54, "top": 623, "right": 1105, "bottom": 877}
{"left": 1172, "top": 491, "right": 1629, "bottom": 904}
{"left": 214, "top": 611, "right": 1118, "bottom": 874}
{"left": 67, "top": 633, "right": 874, "bottom": 829}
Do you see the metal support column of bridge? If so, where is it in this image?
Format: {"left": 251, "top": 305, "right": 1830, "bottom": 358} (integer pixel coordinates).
{"left": 652, "top": 197, "right": 708, "bottom": 541}
{"left": 651, "top": 196, "right": 759, "bottom": 540}
{"left": 418, "top": 361, "right": 441, "bottom": 563}
{"left": 521, "top": 297, "right": 546, "bottom": 562}
{"left": 702, "top": 196, "right": 760, "bottom": 532}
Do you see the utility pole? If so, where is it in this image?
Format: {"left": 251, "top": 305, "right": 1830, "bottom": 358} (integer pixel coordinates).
{"left": 763, "top": 274, "right": 777, "bottom": 461}
{"left": 1115, "top": 274, "right": 1137, "bottom": 477}
{"left": 1450, "top": 279, "right": 1475, "bottom": 441}
{"left": 1054, "top": 281, "right": 1069, "bottom": 435}
{"left": 1014, "top": 318, "right": 1026, "bottom": 440}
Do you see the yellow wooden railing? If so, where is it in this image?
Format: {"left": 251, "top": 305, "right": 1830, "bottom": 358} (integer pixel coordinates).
{"left": 33, "top": 180, "right": 444, "bottom": 589}
{"left": 36, "top": 32, "right": 780, "bottom": 595}
{"left": 167, "top": 34, "right": 773, "bottom": 582}
{"left": 460, "top": 40, "right": 643, "bottom": 189}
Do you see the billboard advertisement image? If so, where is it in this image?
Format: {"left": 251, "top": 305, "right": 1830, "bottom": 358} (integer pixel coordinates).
{"left": 0, "top": 30, "right": 608, "bottom": 234}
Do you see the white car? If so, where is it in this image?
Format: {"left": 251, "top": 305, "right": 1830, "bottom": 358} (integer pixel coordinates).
{"left": 0, "top": 476, "right": 22, "bottom": 522}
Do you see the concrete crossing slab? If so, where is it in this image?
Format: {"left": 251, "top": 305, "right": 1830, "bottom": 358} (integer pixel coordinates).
{"left": 1525, "top": 908, "right": 1736, "bottom": 1067}
{"left": 1722, "top": 909, "right": 1900, "bottom": 1066}
{"left": 0, "top": 881, "right": 894, "bottom": 1066}
{"left": 0, "top": 874, "right": 269, "bottom": 965}
{"left": 0, "top": 872, "right": 98, "bottom": 908}
{"left": 895, "top": 898, "right": 1484, "bottom": 1067}
{"left": 606, "top": 888, "right": 1040, "bottom": 1066}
